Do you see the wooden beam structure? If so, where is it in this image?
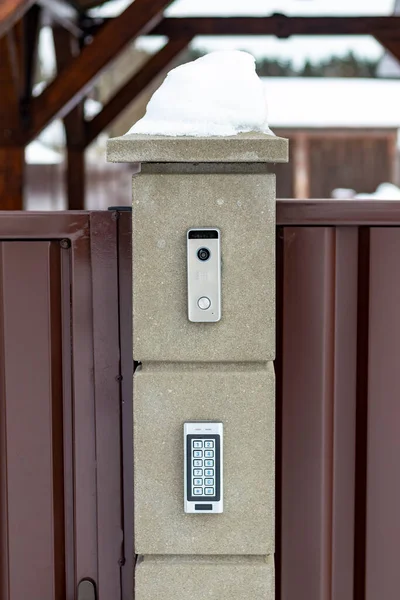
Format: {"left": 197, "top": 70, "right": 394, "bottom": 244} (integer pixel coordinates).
{"left": 0, "top": 12, "right": 39, "bottom": 209}
{"left": 375, "top": 35, "right": 400, "bottom": 65}
{"left": 20, "top": 4, "right": 41, "bottom": 127}
{"left": 0, "top": 21, "right": 25, "bottom": 210}
{"left": 53, "top": 25, "right": 86, "bottom": 210}
{"left": 0, "top": 147, "right": 24, "bottom": 209}
{"left": 85, "top": 36, "right": 192, "bottom": 147}
{"left": 0, "top": 0, "right": 35, "bottom": 37}
{"left": 149, "top": 16, "right": 400, "bottom": 38}
{"left": 28, "top": 0, "right": 175, "bottom": 142}
{"left": 0, "top": 6, "right": 40, "bottom": 141}
{"left": 64, "top": 147, "right": 86, "bottom": 209}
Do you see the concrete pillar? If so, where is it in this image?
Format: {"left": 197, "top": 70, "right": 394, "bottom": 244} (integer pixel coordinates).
{"left": 107, "top": 133, "right": 288, "bottom": 599}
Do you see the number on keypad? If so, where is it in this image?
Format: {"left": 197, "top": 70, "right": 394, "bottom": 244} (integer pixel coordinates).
{"left": 185, "top": 424, "right": 222, "bottom": 513}
{"left": 190, "top": 436, "right": 218, "bottom": 499}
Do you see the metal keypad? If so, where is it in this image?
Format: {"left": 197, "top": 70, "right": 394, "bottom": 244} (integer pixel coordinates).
{"left": 184, "top": 422, "right": 223, "bottom": 514}
{"left": 191, "top": 439, "right": 216, "bottom": 496}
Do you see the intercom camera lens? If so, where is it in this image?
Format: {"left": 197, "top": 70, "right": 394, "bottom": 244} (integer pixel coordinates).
{"left": 197, "top": 247, "right": 210, "bottom": 261}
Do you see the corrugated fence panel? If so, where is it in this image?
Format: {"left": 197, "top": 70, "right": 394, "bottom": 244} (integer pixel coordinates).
{"left": 280, "top": 227, "right": 358, "bottom": 600}
{"left": 0, "top": 242, "right": 65, "bottom": 600}
{"left": 365, "top": 229, "right": 400, "bottom": 600}
{"left": 277, "top": 203, "right": 400, "bottom": 600}
{"left": 281, "top": 227, "right": 335, "bottom": 600}
{"left": 331, "top": 229, "right": 358, "bottom": 600}
{"left": 91, "top": 212, "right": 124, "bottom": 599}
{"left": 0, "top": 212, "right": 126, "bottom": 600}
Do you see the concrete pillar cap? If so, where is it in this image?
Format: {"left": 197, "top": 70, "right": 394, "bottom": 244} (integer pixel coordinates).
{"left": 107, "top": 132, "right": 288, "bottom": 164}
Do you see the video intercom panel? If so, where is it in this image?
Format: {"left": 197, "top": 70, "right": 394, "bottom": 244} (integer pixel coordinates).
{"left": 187, "top": 228, "right": 221, "bottom": 323}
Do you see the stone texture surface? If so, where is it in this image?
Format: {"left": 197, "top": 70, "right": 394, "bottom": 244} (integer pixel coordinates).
{"left": 135, "top": 555, "right": 274, "bottom": 600}
{"left": 107, "top": 132, "right": 288, "bottom": 164}
{"left": 133, "top": 363, "right": 275, "bottom": 555}
{"left": 110, "top": 134, "right": 281, "bottom": 592}
{"left": 132, "top": 172, "right": 276, "bottom": 362}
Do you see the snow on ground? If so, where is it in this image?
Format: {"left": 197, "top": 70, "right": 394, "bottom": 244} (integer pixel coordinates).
{"left": 128, "top": 51, "right": 272, "bottom": 136}
{"left": 332, "top": 183, "right": 400, "bottom": 199}
{"left": 355, "top": 183, "right": 400, "bottom": 199}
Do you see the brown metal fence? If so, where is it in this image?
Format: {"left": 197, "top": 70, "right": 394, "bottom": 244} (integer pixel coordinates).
{"left": 277, "top": 200, "right": 400, "bottom": 600}
{"left": 1, "top": 202, "right": 400, "bottom": 600}
{"left": 0, "top": 211, "right": 133, "bottom": 600}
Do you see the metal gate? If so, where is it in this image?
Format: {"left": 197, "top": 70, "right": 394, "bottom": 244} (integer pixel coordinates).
{"left": 0, "top": 211, "right": 133, "bottom": 600}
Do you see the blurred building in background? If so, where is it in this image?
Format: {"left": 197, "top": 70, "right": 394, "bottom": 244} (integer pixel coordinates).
{"left": 269, "top": 78, "right": 400, "bottom": 198}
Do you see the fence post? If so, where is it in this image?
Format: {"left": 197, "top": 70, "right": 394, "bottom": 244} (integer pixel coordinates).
{"left": 108, "top": 132, "right": 288, "bottom": 599}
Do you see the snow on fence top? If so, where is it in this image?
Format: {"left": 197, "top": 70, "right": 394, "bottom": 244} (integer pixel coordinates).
{"left": 127, "top": 51, "right": 273, "bottom": 137}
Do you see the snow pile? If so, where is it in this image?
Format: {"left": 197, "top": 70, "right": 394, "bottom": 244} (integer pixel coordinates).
{"left": 127, "top": 51, "right": 272, "bottom": 137}
{"left": 25, "top": 141, "right": 62, "bottom": 165}
{"left": 331, "top": 188, "right": 356, "bottom": 199}
{"left": 355, "top": 183, "right": 400, "bottom": 200}
{"left": 332, "top": 183, "right": 400, "bottom": 200}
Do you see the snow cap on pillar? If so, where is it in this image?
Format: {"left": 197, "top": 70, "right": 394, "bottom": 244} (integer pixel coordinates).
{"left": 107, "top": 50, "right": 288, "bottom": 164}
{"left": 127, "top": 51, "right": 272, "bottom": 137}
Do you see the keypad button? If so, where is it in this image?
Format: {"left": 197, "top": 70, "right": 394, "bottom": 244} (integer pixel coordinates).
{"left": 193, "top": 459, "right": 203, "bottom": 467}
{"left": 193, "top": 478, "right": 203, "bottom": 486}
{"left": 193, "top": 450, "right": 203, "bottom": 458}
{"left": 204, "top": 450, "right": 214, "bottom": 458}
{"left": 204, "top": 459, "right": 214, "bottom": 467}
{"left": 204, "top": 441, "right": 214, "bottom": 448}
{"left": 193, "top": 469, "right": 203, "bottom": 476}
{"left": 193, "top": 441, "right": 203, "bottom": 448}
{"left": 204, "top": 469, "right": 214, "bottom": 477}
{"left": 205, "top": 488, "right": 214, "bottom": 495}
{"left": 193, "top": 488, "right": 203, "bottom": 495}
{"left": 205, "top": 478, "right": 214, "bottom": 486}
